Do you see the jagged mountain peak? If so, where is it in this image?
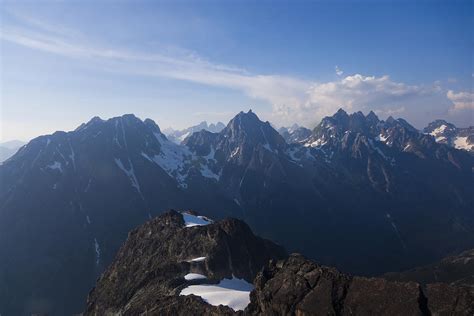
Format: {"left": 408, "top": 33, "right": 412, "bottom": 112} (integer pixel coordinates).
{"left": 230, "top": 109, "right": 260, "bottom": 125}
{"left": 423, "top": 119, "right": 457, "bottom": 135}
{"left": 366, "top": 110, "right": 380, "bottom": 123}
{"left": 222, "top": 110, "right": 286, "bottom": 152}
{"left": 423, "top": 119, "right": 473, "bottom": 151}
{"left": 313, "top": 109, "right": 380, "bottom": 139}
{"left": 334, "top": 107, "right": 349, "bottom": 117}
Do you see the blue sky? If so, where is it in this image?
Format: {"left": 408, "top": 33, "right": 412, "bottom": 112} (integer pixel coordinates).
{"left": 1, "top": 0, "right": 472, "bottom": 141}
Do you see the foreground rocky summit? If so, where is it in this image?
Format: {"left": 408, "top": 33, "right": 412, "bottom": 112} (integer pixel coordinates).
{"left": 85, "top": 210, "right": 286, "bottom": 315}
{"left": 85, "top": 211, "right": 474, "bottom": 315}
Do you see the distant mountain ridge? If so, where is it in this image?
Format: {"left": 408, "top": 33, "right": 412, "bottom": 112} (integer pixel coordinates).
{"left": 1, "top": 109, "right": 473, "bottom": 315}
{"left": 278, "top": 124, "right": 312, "bottom": 143}
{"left": 164, "top": 121, "right": 225, "bottom": 143}
{"left": 0, "top": 140, "right": 26, "bottom": 163}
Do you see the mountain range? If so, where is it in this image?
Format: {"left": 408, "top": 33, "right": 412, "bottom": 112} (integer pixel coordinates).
{"left": 278, "top": 117, "right": 474, "bottom": 153}
{"left": 0, "top": 109, "right": 473, "bottom": 315}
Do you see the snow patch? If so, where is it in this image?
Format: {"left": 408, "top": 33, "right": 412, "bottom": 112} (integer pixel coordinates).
{"left": 180, "top": 276, "right": 254, "bottom": 312}
{"left": 187, "top": 256, "right": 206, "bottom": 262}
{"left": 46, "top": 161, "right": 63, "bottom": 173}
{"left": 182, "top": 212, "right": 213, "bottom": 227}
{"left": 94, "top": 238, "right": 101, "bottom": 266}
{"left": 377, "top": 133, "right": 388, "bottom": 143}
{"left": 430, "top": 124, "right": 447, "bottom": 136}
{"left": 454, "top": 136, "right": 471, "bottom": 151}
{"left": 230, "top": 147, "right": 240, "bottom": 158}
{"left": 368, "top": 139, "right": 391, "bottom": 161}
{"left": 184, "top": 273, "right": 207, "bottom": 281}
{"left": 178, "top": 131, "right": 191, "bottom": 142}
{"left": 114, "top": 158, "right": 142, "bottom": 195}
{"left": 308, "top": 138, "right": 327, "bottom": 148}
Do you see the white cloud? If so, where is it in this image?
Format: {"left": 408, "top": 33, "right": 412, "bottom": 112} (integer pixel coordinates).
{"left": 447, "top": 90, "right": 474, "bottom": 111}
{"left": 1, "top": 13, "right": 469, "bottom": 129}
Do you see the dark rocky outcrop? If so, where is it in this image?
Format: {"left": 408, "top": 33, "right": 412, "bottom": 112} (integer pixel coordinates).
{"left": 384, "top": 248, "right": 474, "bottom": 287}
{"left": 247, "top": 254, "right": 474, "bottom": 316}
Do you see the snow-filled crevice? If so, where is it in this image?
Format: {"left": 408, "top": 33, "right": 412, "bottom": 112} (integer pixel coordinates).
{"left": 180, "top": 276, "right": 254, "bottom": 312}
{"left": 114, "top": 157, "right": 143, "bottom": 199}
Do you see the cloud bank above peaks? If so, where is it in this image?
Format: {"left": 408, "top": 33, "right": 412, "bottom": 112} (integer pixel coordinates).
{"left": 2, "top": 11, "right": 472, "bottom": 129}
{"left": 273, "top": 74, "right": 450, "bottom": 128}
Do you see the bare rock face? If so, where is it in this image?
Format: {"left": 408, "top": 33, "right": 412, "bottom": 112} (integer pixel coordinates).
{"left": 247, "top": 254, "right": 474, "bottom": 316}
{"left": 84, "top": 210, "right": 286, "bottom": 315}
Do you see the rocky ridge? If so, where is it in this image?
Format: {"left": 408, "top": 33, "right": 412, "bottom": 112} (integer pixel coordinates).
{"left": 85, "top": 211, "right": 474, "bottom": 316}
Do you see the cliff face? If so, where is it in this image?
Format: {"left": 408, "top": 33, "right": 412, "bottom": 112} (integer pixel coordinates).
{"left": 85, "top": 211, "right": 474, "bottom": 316}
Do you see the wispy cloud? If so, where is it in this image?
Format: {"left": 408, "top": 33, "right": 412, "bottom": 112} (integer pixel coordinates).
{"left": 1, "top": 12, "right": 471, "bottom": 128}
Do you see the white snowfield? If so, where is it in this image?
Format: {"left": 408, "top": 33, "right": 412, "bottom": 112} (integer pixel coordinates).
{"left": 184, "top": 273, "right": 207, "bottom": 281}
{"left": 180, "top": 277, "right": 254, "bottom": 311}
{"left": 182, "top": 212, "right": 213, "bottom": 227}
